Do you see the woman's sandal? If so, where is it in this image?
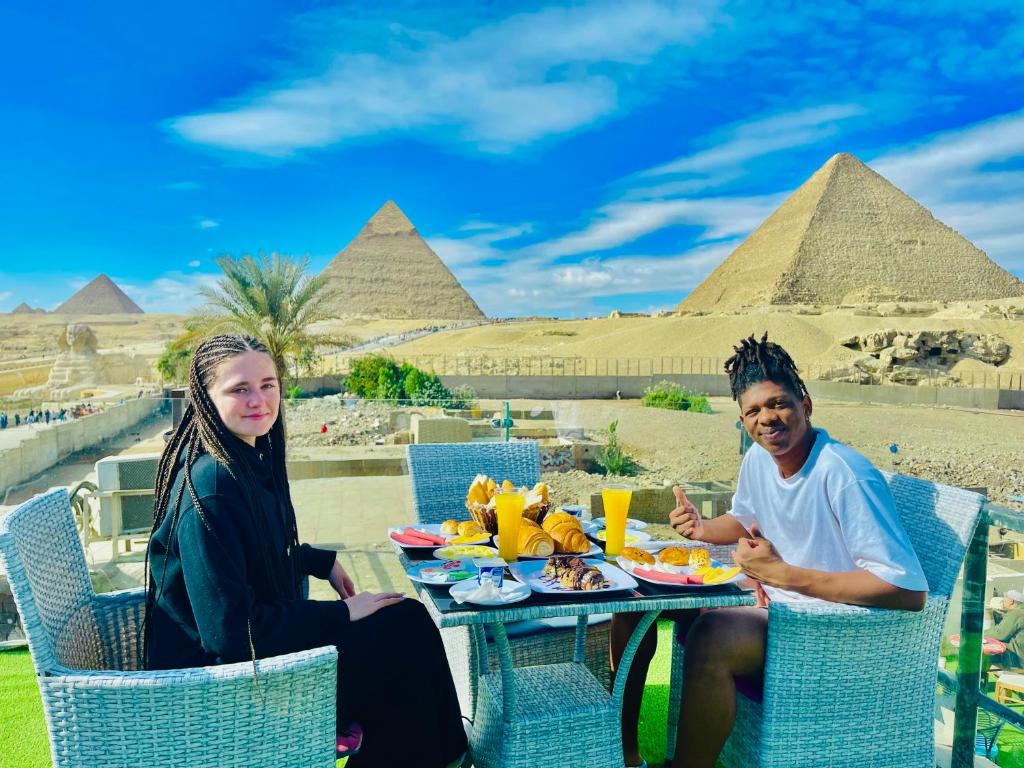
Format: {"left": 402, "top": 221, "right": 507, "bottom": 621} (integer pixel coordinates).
{"left": 335, "top": 722, "right": 364, "bottom": 758}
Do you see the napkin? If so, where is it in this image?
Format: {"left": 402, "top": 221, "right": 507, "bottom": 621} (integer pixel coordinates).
{"left": 634, "top": 567, "right": 703, "bottom": 585}
{"left": 452, "top": 581, "right": 522, "bottom": 604}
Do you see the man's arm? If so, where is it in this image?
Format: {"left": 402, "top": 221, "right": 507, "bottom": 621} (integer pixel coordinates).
{"left": 986, "top": 611, "right": 1024, "bottom": 642}
{"left": 734, "top": 532, "right": 926, "bottom": 611}
{"left": 669, "top": 486, "right": 751, "bottom": 545}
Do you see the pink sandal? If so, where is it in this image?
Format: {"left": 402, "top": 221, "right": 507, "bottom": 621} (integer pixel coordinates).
{"left": 336, "top": 722, "right": 363, "bottom": 758}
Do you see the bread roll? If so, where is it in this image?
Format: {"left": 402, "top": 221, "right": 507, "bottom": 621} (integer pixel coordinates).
{"left": 658, "top": 547, "right": 689, "bottom": 566}
{"left": 621, "top": 546, "right": 654, "bottom": 565}
{"left": 440, "top": 519, "right": 459, "bottom": 536}
{"left": 457, "top": 520, "right": 485, "bottom": 537}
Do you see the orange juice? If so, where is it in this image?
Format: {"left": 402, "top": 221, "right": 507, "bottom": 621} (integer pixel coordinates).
{"left": 495, "top": 492, "right": 525, "bottom": 562}
{"left": 601, "top": 486, "right": 632, "bottom": 557}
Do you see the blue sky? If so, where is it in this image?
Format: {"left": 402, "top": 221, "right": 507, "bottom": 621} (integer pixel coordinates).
{"left": 1, "top": 0, "right": 1022, "bottom": 317}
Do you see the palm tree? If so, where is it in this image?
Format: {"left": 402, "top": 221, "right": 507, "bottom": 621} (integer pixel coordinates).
{"left": 182, "top": 253, "right": 338, "bottom": 378}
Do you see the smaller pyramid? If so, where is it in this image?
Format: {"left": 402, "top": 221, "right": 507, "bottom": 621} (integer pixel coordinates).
{"left": 54, "top": 274, "right": 144, "bottom": 315}
{"left": 11, "top": 302, "right": 46, "bottom": 314}
{"left": 320, "top": 201, "right": 485, "bottom": 320}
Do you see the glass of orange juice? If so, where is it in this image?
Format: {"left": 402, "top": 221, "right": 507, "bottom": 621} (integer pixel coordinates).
{"left": 495, "top": 492, "right": 525, "bottom": 562}
{"left": 601, "top": 485, "right": 632, "bottom": 557}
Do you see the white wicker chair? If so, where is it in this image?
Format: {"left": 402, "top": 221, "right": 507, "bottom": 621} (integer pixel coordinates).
{"left": 0, "top": 489, "right": 337, "bottom": 768}
{"left": 665, "top": 472, "right": 985, "bottom": 768}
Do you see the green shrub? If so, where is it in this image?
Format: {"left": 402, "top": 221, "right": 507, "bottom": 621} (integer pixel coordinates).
{"left": 642, "top": 381, "right": 713, "bottom": 414}
{"left": 598, "top": 419, "right": 636, "bottom": 476}
{"left": 286, "top": 383, "right": 304, "bottom": 401}
{"left": 156, "top": 343, "right": 191, "bottom": 384}
{"left": 346, "top": 354, "right": 469, "bottom": 407}
{"left": 450, "top": 384, "right": 477, "bottom": 410}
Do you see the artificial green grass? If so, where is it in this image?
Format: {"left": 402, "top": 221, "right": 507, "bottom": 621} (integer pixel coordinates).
{"left": 0, "top": 623, "right": 673, "bottom": 768}
{"left": 0, "top": 649, "right": 49, "bottom": 768}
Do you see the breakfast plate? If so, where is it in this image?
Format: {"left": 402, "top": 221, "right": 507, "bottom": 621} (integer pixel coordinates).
{"left": 508, "top": 559, "right": 637, "bottom": 595}
{"left": 616, "top": 556, "right": 745, "bottom": 587}
{"left": 592, "top": 517, "right": 649, "bottom": 530}
{"left": 405, "top": 559, "right": 477, "bottom": 586}
{"left": 434, "top": 544, "right": 499, "bottom": 560}
{"left": 589, "top": 529, "right": 652, "bottom": 544}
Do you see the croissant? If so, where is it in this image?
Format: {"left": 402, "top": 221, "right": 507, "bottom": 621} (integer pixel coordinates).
{"left": 542, "top": 512, "right": 580, "bottom": 535}
{"left": 440, "top": 519, "right": 460, "bottom": 536}
{"left": 546, "top": 520, "right": 590, "bottom": 554}
{"left": 518, "top": 525, "right": 555, "bottom": 557}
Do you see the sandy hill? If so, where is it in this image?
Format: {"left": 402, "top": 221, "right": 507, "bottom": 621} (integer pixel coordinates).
{"left": 54, "top": 274, "right": 144, "bottom": 315}
{"left": 678, "top": 153, "right": 1024, "bottom": 312}
{"left": 319, "top": 201, "right": 485, "bottom": 321}
{"left": 10, "top": 303, "right": 45, "bottom": 314}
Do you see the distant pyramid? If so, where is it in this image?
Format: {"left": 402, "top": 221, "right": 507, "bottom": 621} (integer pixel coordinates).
{"left": 54, "top": 274, "right": 144, "bottom": 314}
{"left": 320, "top": 201, "right": 485, "bottom": 320}
{"left": 678, "top": 153, "right": 1024, "bottom": 311}
{"left": 11, "top": 302, "right": 45, "bottom": 314}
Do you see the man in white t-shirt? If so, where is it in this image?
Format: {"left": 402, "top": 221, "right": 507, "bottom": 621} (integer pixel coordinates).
{"left": 610, "top": 333, "right": 928, "bottom": 768}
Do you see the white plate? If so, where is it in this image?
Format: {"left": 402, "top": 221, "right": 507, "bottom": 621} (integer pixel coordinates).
{"left": 387, "top": 525, "right": 452, "bottom": 549}
{"left": 493, "top": 535, "right": 603, "bottom": 560}
{"left": 592, "top": 516, "right": 649, "bottom": 530}
{"left": 434, "top": 544, "right": 499, "bottom": 560}
{"left": 508, "top": 559, "right": 638, "bottom": 595}
{"left": 590, "top": 529, "right": 652, "bottom": 544}
{"left": 405, "top": 559, "right": 477, "bottom": 586}
{"left": 616, "top": 557, "right": 745, "bottom": 587}
{"left": 449, "top": 579, "right": 531, "bottom": 606}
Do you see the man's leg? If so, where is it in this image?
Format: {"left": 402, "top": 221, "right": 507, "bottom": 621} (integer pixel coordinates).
{"left": 611, "top": 609, "right": 699, "bottom": 767}
{"left": 672, "top": 607, "right": 767, "bottom": 768}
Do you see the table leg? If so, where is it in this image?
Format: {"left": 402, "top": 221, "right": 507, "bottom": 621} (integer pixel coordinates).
{"left": 488, "top": 622, "right": 517, "bottom": 724}
{"left": 611, "top": 610, "right": 661, "bottom": 717}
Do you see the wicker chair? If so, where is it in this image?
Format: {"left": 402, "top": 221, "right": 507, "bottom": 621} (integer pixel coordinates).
{"left": 406, "top": 441, "right": 611, "bottom": 718}
{"left": 664, "top": 472, "right": 985, "bottom": 768}
{"left": 0, "top": 489, "right": 337, "bottom": 768}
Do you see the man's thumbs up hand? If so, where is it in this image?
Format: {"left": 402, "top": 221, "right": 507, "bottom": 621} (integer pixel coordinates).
{"left": 669, "top": 484, "right": 704, "bottom": 540}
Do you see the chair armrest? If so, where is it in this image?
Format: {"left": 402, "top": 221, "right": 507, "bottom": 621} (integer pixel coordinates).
{"left": 40, "top": 646, "right": 338, "bottom": 768}
{"left": 759, "top": 596, "right": 947, "bottom": 749}
{"left": 91, "top": 587, "right": 146, "bottom": 670}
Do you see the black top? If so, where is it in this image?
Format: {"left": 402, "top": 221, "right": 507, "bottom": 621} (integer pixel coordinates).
{"left": 146, "top": 435, "right": 349, "bottom": 670}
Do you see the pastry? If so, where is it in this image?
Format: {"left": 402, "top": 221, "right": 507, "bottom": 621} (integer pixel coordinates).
{"left": 542, "top": 555, "right": 587, "bottom": 578}
{"left": 542, "top": 555, "right": 609, "bottom": 590}
{"left": 620, "top": 546, "right": 655, "bottom": 565}
{"left": 542, "top": 511, "right": 579, "bottom": 533}
{"left": 466, "top": 475, "right": 551, "bottom": 532}
{"left": 658, "top": 547, "right": 690, "bottom": 566}
{"left": 688, "top": 548, "right": 711, "bottom": 569}
{"left": 518, "top": 525, "right": 555, "bottom": 557}
{"left": 440, "top": 519, "right": 460, "bottom": 536}
{"left": 547, "top": 520, "right": 590, "bottom": 553}
{"left": 457, "top": 520, "right": 484, "bottom": 537}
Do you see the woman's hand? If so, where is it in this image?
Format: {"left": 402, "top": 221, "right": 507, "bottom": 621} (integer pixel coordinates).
{"left": 344, "top": 591, "right": 406, "bottom": 621}
{"left": 328, "top": 558, "right": 356, "bottom": 599}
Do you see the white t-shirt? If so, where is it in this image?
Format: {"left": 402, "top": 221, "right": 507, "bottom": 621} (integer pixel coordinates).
{"left": 728, "top": 427, "right": 928, "bottom": 604}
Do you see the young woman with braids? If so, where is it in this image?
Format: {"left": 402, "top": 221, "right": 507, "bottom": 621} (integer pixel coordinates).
{"left": 610, "top": 333, "right": 927, "bottom": 768}
{"left": 144, "top": 334, "right": 467, "bottom": 768}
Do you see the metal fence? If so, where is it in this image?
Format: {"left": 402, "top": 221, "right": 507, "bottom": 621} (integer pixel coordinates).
{"left": 318, "top": 352, "right": 1024, "bottom": 391}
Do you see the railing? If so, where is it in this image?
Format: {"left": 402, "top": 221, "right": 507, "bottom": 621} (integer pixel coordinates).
{"left": 950, "top": 502, "right": 1024, "bottom": 766}
{"left": 318, "top": 353, "right": 1024, "bottom": 391}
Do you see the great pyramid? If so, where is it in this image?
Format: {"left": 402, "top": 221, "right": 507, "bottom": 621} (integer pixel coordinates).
{"left": 320, "top": 201, "right": 485, "bottom": 320}
{"left": 54, "top": 274, "right": 144, "bottom": 314}
{"left": 678, "top": 153, "right": 1024, "bottom": 311}
{"left": 11, "top": 302, "right": 45, "bottom": 314}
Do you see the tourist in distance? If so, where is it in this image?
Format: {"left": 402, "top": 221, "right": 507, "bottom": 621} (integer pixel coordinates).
{"left": 987, "top": 589, "right": 1024, "bottom": 669}
{"left": 610, "top": 333, "right": 928, "bottom": 768}
{"left": 144, "top": 334, "right": 467, "bottom": 768}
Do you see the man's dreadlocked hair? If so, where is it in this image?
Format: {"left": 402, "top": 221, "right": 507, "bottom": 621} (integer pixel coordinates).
{"left": 143, "top": 333, "right": 300, "bottom": 669}
{"left": 724, "top": 332, "right": 809, "bottom": 402}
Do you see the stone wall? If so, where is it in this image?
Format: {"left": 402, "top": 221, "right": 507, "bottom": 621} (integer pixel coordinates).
{"left": 0, "top": 397, "right": 162, "bottom": 499}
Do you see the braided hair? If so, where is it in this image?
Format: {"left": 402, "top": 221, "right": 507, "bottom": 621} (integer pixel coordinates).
{"left": 143, "top": 333, "right": 300, "bottom": 671}
{"left": 724, "top": 332, "right": 809, "bottom": 403}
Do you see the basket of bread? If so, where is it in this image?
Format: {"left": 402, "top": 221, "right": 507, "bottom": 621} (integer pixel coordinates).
{"left": 465, "top": 474, "right": 550, "bottom": 533}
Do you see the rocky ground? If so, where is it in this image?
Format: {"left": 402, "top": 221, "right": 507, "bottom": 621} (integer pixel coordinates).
{"left": 283, "top": 395, "right": 1024, "bottom": 511}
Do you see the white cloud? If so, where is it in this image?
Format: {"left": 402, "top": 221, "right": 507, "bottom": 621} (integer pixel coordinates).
{"left": 871, "top": 108, "right": 1024, "bottom": 270}
{"left": 427, "top": 221, "right": 532, "bottom": 267}
{"left": 187, "top": 259, "right": 202, "bottom": 268}
{"left": 117, "top": 272, "right": 222, "bottom": 314}
{"left": 169, "top": 1, "right": 720, "bottom": 156}
{"left": 196, "top": 218, "right": 219, "bottom": 230}
{"left": 166, "top": 181, "right": 201, "bottom": 191}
